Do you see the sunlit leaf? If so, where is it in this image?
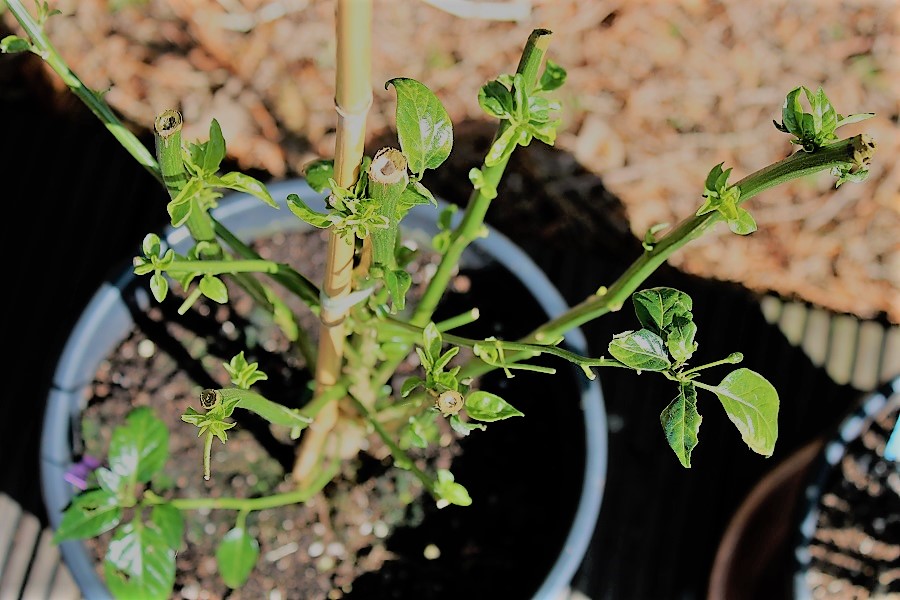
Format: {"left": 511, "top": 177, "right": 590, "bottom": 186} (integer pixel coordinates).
{"left": 214, "top": 172, "right": 277, "bottom": 208}
{"left": 632, "top": 288, "right": 693, "bottom": 334}
{"left": 712, "top": 368, "right": 779, "bottom": 456}
{"left": 666, "top": 316, "right": 698, "bottom": 364}
{"left": 465, "top": 391, "right": 524, "bottom": 422}
{"left": 608, "top": 329, "right": 671, "bottom": 371}
{"left": 108, "top": 407, "right": 168, "bottom": 483}
{"left": 434, "top": 469, "right": 472, "bottom": 507}
{"left": 660, "top": 382, "right": 702, "bottom": 468}
{"left": 386, "top": 78, "right": 453, "bottom": 174}
{"left": 286, "top": 193, "right": 330, "bottom": 228}
{"left": 199, "top": 275, "right": 228, "bottom": 304}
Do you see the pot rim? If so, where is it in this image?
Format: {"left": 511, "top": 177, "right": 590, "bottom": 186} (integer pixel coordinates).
{"left": 41, "top": 179, "right": 607, "bottom": 600}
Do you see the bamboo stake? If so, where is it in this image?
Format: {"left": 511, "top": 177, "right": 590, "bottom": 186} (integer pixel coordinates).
{"left": 293, "top": 0, "right": 373, "bottom": 483}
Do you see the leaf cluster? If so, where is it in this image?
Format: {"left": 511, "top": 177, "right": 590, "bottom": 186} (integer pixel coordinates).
{"left": 774, "top": 86, "right": 873, "bottom": 153}
{"left": 608, "top": 288, "right": 779, "bottom": 467}
{"left": 696, "top": 163, "right": 756, "bottom": 235}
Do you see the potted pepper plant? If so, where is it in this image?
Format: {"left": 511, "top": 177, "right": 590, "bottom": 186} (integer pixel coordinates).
{"left": 2, "top": 0, "right": 885, "bottom": 598}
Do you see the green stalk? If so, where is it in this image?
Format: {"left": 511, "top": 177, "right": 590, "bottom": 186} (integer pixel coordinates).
{"left": 153, "top": 110, "right": 218, "bottom": 247}
{"left": 213, "top": 218, "right": 321, "bottom": 310}
{"left": 411, "top": 28, "right": 553, "bottom": 326}
{"left": 153, "top": 109, "right": 189, "bottom": 198}
{"left": 5, "top": 0, "right": 161, "bottom": 184}
{"left": 144, "top": 461, "right": 338, "bottom": 511}
{"left": 345, "top": 394, "right": 436, "bottom": 494}
{"left": 460, "top": 134, "right": 876, "bottom": 378}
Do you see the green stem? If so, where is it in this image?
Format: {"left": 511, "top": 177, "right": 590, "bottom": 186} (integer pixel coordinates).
{"left": 460, "top": 135, "right": 876, "bottom": 379}
{"left": 6, "top": 0, "right": 161, "bottom": 184}
{"left": 202, "top": 432, "right": 213, "bottom": 481}
{"left": 144, "top": 461, "right": 338, "bottom": 511}
{"left": 411, "top": 28, "right": 553, "bottom": 327}
{"left": 345, "top": 394, "right": 437, "bottom": 497}
{"left": 435, "top": 308, "right": 480, "bottom": 332}
{"left": 153, "top": 109, "right": 188, "bottom": 197}
{"left": 379, "top": 317, "right": 626, "bottom": 376}
{"left": 152, "top": 113, "right": 218, "bottom": 248}
{"left": 681, "top": 352, "right": 743, "bottom": 377}
{"left": 213, "top": 217, "right": 321, "bottom": 310}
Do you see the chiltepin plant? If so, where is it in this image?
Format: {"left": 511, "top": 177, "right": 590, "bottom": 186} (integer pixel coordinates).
{"left": 3, "top": 0, "right": 879, "bottom": 597}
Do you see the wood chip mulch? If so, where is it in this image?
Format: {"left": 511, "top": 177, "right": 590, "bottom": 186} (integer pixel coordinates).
{"left": 5, "top": 0, "right": 898, "bottom": 323}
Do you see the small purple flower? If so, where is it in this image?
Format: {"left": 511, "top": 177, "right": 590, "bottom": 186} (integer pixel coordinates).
{"left": 64, "top": 455, "right": 101, "bottom": 490}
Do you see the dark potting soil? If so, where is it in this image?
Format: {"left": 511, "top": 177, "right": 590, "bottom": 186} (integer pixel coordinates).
{"left": 795, "top": 387, "right": 900, "bottom": 599}
{"left": 77, "top": 227, "right": 588, "bottom": 599}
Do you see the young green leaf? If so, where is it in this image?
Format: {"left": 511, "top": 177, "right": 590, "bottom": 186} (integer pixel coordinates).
{"left": 108, "top": 407, "right": 169, "bottom": 484}
{"left": 303, "top": 159, "right": 335, "bottom": 193}
{"left": 423, "top": 322, "right": 443, "bottom": 364}
{"left": 433, "top": 469, "right": 472, "bottom": 507}
{"left": 386, "top": 77, "right": 453, "bottom": 175}
{"left": 383, "top": 268, "right": 412, "bottom": 312}
{"left": 465, "top": 391, "right": 524, "bottom": 422}
{"left": 478, "top": 80, "right": 514, "bottom": 119}
{"left": 167, "top": 177, "right": 203, "bottom": 227}
{"left": 660, "top": 382, "right": 702, "bottom": 468}
{"left": 53, "top": 489, "right": 122, "bottom": 542}
{"left": 149, "top": 272, "right": 169, "bottom": 303}
{"left": 666, "top": 316, "right": 698, "bottom": 364}
{"left": 450, "top": 415, "right": 487, "bottom": 436}
{"left": 104, "top": 521, "right": 176, "bottom": 600}
{"left": 213, "top": 172, "right": 277, "bottom": 208}
{"left": 286, "top": 193, "right": 331, "bottom": 228}
{"left": 150, "top": 504, "right": 184, "bottom": 551}
{"left": 202, "top": 119, "right": 226, "bottom": 175}
{"left": 216, "top": 527, "right": 260, "bottom": 589}
{"left": 537, "top": 59, "right": 567, "bottom": 92}
{"left": 484, "top": 123, "right": 519, "bottom": 167}
{"left": 711, "top": 368, "right": 779, "bottom": 457}
{"left": 404, "top": 180, "right": 437, "bottom": 207}
{"left": 401, "top": 376, "right": 425, "bottom": 398}
{"left": 1, "top": 35, "right": 30, "bottom": 54}
{"left": 632, "top": 288, "right": 693, "bottom": 335}
{"left": 199, "top": 275, "right": 228, "bottom": 304}
{"left": 468, "top": 167, "right": 497, "bottom": 200}
{"left": 727, "top": 206, "right": 757, "bottom": 235}
{"left": 608, "top": 329, "right": 671, "bottom": 371}
{"left": 433, "top": 347, "right": 460, "bottom": 372}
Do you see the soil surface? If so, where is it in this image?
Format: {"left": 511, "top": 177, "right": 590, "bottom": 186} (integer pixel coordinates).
{"left": 3, "top": 0, "right": 898, "bottom": 323}
{"left": 77, "top": 227, "right": 590, "bottom": 599}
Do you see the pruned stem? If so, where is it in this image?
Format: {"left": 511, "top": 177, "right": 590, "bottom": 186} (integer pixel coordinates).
{"left": 293, "top": 0, "right": 373, "bottom": 484}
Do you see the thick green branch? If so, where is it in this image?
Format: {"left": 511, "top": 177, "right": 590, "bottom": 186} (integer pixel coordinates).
{"left": 411, "top": 28, "right": 553, "bottom": 326}
{"left": 144, "top": 461, "right": 338, "bottom": 512}
{"left": 461, "top": 135, "right": 876, "bottom": 378}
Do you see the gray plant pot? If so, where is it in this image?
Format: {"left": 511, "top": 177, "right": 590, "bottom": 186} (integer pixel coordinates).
{"left": 41, "top": 179, "right": 607, "bottom": 599}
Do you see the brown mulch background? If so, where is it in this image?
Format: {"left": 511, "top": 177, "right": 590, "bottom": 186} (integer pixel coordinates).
{"left": 4, "top": 0, "right": 899, "bottom": 323}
